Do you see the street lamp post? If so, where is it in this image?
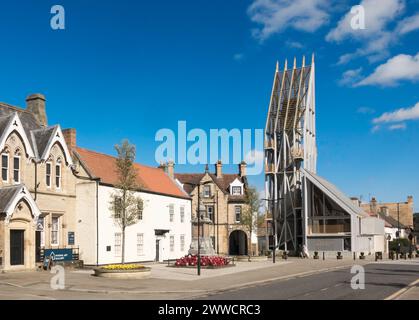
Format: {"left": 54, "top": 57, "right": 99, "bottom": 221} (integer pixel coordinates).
{"left": 262, "top": 197, "right": 283, "bottom": 264}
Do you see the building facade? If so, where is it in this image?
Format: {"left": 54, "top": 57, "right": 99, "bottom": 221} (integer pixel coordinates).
{"left": 174, "top": 161, "right": 253, "bottom": 256}
{"left": 359, "top": 196, "right": 414, "bottom": 229}
{"left": 0, "top": 94, "right": 76, "bottom": 271}
{"left": 71, "top": 144, "right": 192, "bottom": 265}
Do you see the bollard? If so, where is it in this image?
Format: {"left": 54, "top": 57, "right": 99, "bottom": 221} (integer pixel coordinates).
{"left": 353, "top": 252, "right": 356, "bottom": 260}
{"left": 323, "top": 252, "right": 325, "bottom": 260}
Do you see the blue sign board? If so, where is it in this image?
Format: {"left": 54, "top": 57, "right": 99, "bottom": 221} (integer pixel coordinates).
{"left": 44, "top": 249, "right": 73, "bottom": 262}
{"left": 68, "top": 232, "right": 75, "bottom": 245}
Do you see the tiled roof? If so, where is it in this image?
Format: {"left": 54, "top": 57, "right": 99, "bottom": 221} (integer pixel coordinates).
{"left": 75, "top": 147, "right": 190, "bottom": 199}
{"left": 175, "top": 172, "right": 246, "bottom": 196}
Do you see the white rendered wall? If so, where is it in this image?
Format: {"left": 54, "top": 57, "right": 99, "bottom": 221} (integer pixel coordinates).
{"left": 97, "top": 185, "right": 191, "bottom": 265}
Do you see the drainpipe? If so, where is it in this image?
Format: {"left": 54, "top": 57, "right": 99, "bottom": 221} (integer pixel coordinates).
{"left": 96, "top": 180, "right": 99, "bottom": 266}
{"left": 216, "top": 190, "right": 219, "bottom": 255}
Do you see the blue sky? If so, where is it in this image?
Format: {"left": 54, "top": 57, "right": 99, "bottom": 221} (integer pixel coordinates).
{"left": 0, "top": 0, "right": 418, "bottom": 210}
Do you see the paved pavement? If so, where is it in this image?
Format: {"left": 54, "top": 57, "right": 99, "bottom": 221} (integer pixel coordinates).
{"left": 0, "top": 256, "right": 417, "bottom": 300}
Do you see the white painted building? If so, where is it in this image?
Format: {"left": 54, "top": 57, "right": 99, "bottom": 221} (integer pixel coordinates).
{"left": 72, "top": 146, "right": 191, "bottom": 266}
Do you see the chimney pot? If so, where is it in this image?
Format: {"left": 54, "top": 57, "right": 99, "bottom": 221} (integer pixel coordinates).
{"left": 167, "top": 161, "right": 174, "bottom": 179}
{"left": 215, "top": 160, "right": 222, "bottom": 178}
{"left": 239, "top": 161, "right": 247, "bottom": 177}
{"left": 26, "top": 93, "right": 47, "bottom": 127}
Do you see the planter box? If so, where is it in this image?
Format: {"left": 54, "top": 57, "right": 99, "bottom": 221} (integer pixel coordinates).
{"left": 93, "top": 267, "right": 151, "bottom": 279}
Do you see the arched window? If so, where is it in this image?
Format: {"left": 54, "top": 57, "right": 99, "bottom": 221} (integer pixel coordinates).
{"left": 55, "top": 158, "right": 62, "bottom": 189}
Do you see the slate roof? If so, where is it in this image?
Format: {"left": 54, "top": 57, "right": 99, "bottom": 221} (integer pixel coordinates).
{"left": 377, "top": 212, "right": 407, "bottom": 229}
{"left": 0, "top": 102, "right": 58, "bottom": 160}
{"left": 0, "top": 185, "right": 21, "bottom": 213}
{"left": 74, "top": 147, "right": 190, "bottom": 200}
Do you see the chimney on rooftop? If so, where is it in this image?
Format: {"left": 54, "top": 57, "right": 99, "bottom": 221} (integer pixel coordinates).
{"left": 215, "top": 160, "right": 222, "bottom": 178}
{"left": 62, "top": 128, "right": 77, "bottom": 150}
{"left": 26, "top": 94, "right": 47, "bottom": 127}
{"left": 167, "top": 161, "right": 174, "bottom": 179}
{"left": 239, "top": 161, "right": 247, "bottom": 177}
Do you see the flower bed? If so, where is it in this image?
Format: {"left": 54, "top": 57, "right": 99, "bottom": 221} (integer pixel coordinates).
{"left": 174, "top": 255, "right": 233, "bottom": 268}
{"left": 94, "top": 264, "right": 151, "bottom": 279}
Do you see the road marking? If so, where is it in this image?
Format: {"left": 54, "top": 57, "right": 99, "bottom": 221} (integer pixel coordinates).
{"left": 320, "top": 287, "right": 329, "bottom": 291}
{"left": 385, "top": 278, "right": 419, "bottom": 300}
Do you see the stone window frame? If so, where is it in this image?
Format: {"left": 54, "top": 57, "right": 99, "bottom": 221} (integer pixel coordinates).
{"left": 1, "top": 152, "right": 9, "bottom": 183}
{"left": 55, "top": 158, "right": 62, "bottom": 190}
{"left": 232, "top": 186, "right": 242, "bottom": 196}
{"left": 46, "top": 161, "right": 52, "bottom": 188}
{"left": 235, "top": 205, "right": 242, "bottom": 223}
{"left": 12, "top": 152, "right": 21, "bottom": 184}
{"left": 51, "top": 215, "right": 60, "bottom": 246}
{"left": 203, "top": 185, "right": 211, "bottom": 198}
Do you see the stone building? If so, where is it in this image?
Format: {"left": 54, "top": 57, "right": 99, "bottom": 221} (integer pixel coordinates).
{"left": 173, "top": 161, "right": 253, "bottom": 256}
{"left": 0, "top": 94, "right": 76, "bottom": 271}
{"left": 359, "top": 196, "right": 414, "bottom": 229}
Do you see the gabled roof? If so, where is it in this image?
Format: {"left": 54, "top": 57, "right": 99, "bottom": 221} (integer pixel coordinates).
{"left": 175, "top": 172, "right": 246, "bottom": 195}
{"left": 0, "top": 184, "right": 41, "bottom": 222}
{"left": 74, "top": 147, "right": 190, "bottom": 200}
{"left": 0, "top": 103, "right": 72, "bottom": 164}
{"left": 303, "top": 169, "right": 368, "bottom": 218}
{"left": 377, "top": 212, "right": 407, "bottom": 229}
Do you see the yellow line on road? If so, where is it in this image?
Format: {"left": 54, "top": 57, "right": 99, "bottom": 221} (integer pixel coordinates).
{"left": 385, "top": 278, "right": 419, "bottom": 300}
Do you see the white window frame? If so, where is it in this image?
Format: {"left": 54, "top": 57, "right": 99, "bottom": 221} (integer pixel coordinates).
{"left": 37, "top": 216, "right": 45, "bottom": 247}
{"left": 51, "top": 216, "right": 60, "bottom": 246}
{"left": 114, "top": 233, "right": 122, "bottom": 257}
{"left": 203, "top": 185, "right": 211, "bottom": 198}
{"left": 137, "top": 233, "right": 144, "bottom": 256}
{"left": 170, "top": 235, "right": 175, "bottom": 252}
{"left": 13, "top": 155, "right": 20, "bottom": 184}
{"left": 169, "top": 204, "right": 174, "bottom": 222}
{"left": 235, "top": 206, "right": 242, "bottom": 223}
{"left": 232, "top": 186, "right": 242, "bottom": 195}
{"left": 1, "top": 153, "right": 8, "bottom": 182}
{"left": 46, "top": 162, "right": 52, "bottom": 188}
{"left": 55, "top": 161, "right": 61, "bottom": 189}
{"left": 207, "top": 206, "right": 214, "bottom": 222}
{"left": 180, "top": 234, "right": 185, "bottom": 252}
{"left": 180, "top": 206, "right": 185, "bottom": 223}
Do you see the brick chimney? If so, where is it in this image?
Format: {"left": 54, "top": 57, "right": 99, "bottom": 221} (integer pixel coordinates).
{"left": 26, "top": 94, "right": 47, "bottom": 127}
{"left": 215, "top": 160, "right": 222, "bottom": 178}
{"left": 407, "top": 195, "right": 413, "bottom": 203}
{"left": 62, "top": 128, "right": 77, "bottom": 150}
{"left": 167, "top": 161, "right": 174, "bottom": 179}
{"left": 370, "top": 197, "right": 378, "bottom": 214}
{"left": 239, "top": 161, "right": 247, "bottom": 177}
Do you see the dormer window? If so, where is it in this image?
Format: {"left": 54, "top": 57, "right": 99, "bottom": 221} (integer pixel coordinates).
{"left": 203, "top": 185, "right": 211, "bottom": 198}
{"left": 1, "top": 153, "right": 8, "bottom": 182}
{"left": 232, "top": 186, "right": 242, "bottom": 195}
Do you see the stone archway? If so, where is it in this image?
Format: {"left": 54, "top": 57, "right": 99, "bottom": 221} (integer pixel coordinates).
{"left": 229, "top": 230, "right": 248, "bottom": 256}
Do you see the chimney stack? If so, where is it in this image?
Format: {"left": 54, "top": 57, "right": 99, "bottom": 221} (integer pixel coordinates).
{"left": 239, "top": 161, "right": 247, "bottom": 177}
{"left": 167, "top": 161, "right": 174, "bottom": 179}
{"left": 26, "top": 94, "right": 47, "bottom": 127}
{"left": 62, "top": 128, "right": 77, "bottom": 150}
{"left": 370, "top": 197, "right": 377, "bottom": 214}
{"left": 215, "top": 160, "right": 222, "bottom": 178}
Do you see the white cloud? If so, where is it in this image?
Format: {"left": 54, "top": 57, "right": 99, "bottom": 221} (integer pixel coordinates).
{"left": 357, "top": 107, "right": 375, "bottom": 114}
{"left": 339, "top": 67, "right": 363, "bottom": 86}
{"left": 233, "top": 53, "right": 245, "bottom": 61}
{"left": 389, "top": 123, "right": 406, "bottom": 130}
{"left": 245, "top": 149, "right": 264, "bottom": 165}
{"left": 373, "top": 102, "right": 419, "bottom": 124}
{"left": 248, "top": 0, "right": 330, "bottom": 41}
{"left": 371, "top": 125, "right": 380, "bottom": 133}
{"left": 286, "top": 41, "right": 304, "bottom": 48}
{"left": 327, "top": 0, "right": 405, "bottom": 63}
{"left": 356, "top": 53, "right": 419, "bottom": 86}
{"left": 396, "top": 12, "right": 419, "bottom": 34}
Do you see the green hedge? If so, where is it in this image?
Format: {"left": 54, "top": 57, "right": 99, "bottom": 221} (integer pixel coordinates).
{"left": 389, "top": 238, "right": 411, "bottom": 251}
